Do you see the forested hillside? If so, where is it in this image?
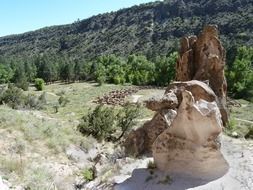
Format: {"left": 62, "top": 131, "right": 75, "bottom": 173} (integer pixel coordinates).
{"left": 0, "top": 0, "right": 252, "bottom": 60}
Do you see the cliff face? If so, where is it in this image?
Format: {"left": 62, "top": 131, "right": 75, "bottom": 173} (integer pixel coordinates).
{"left": 0, "top": 0, "right": 252, "bottom": 60}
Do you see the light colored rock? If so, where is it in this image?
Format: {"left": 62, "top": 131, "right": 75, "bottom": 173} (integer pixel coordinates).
{"left": 166, "top": 80, "right": 217, "bottom": 103}
{"left": 125, "top": 80, "right": 217, "bottom": 156}
{"left": 152, "top": 90, "right": 224, "bottom": 176}
{"left": 0, "top": 176, "right": 9, "bottom": 190}
{"left": 231, "top": 131, "right": 239, "bottom": 138}
{"left": 167, "top": 90, "right": 222, "bottom": 144}
{"left": 145, "top": 91, "right": 178, "bottom": 111}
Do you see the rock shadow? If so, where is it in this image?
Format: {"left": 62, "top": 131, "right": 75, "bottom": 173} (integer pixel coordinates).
{"left": 114, "top": 155, "right": 229, "bottom": 190}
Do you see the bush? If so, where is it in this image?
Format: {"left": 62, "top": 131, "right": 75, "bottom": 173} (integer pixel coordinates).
{"left": 0, "top": 84, "right": 26, "bottom": 109}
{"left": 245, "top": 127, "right": 253, "bottom": 139}
{"left": 77, "top": 105, "right": 116, "bottom": 141}
{"left": 38, "top": 92, "right": 47, "bottom": 105}
{"left": 0, "top": 84, "right": 46, "bottom": 109}
{"left": 58, "top": 95, "right": 70, "bottom": 107}
{"left": 82, "top": 167, "right": 95, "bottom": 182}
{"left": 147, "top": 160, "right": 156, "bottom": 169}
{"left": 78, "top": 104, "right": 141, "bottom": 141}
{"left": 115, "top": 103, "right": 141, "bottom": 141}
{"left": 34, "top": 78, "right": 45, "bottom": 91}
{"left": 25, "top": 94, "right": 43, "bottom": 109}
{"left": 15, "top": 80, "right": 29, "bottom": 91}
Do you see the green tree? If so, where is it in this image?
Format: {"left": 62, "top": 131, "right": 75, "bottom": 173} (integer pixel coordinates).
{"left": 35, "top": 55, "right": 58, "bottom": 83}
{"left": 114, "top": 104, "right": 141, "bottom": 141}
{"left": 226, "top": 46, "right": 253, "bottom": 100}
{"left": 34, "top": 78, "right": 45, "bottom": 91}
{"left": 94, "top": 62, "right": 106, "bottom": 85}
{"left": 0, "top": 64, "right": 14, "bottom": 84}
{"left": 127, "top": 55, "right": 155, "bottom": 85}
{"left": 59, "top": 59, "right": 75, "bottom": 83}
{"left": 74, "top": 61, "right": 81, "bottom": 81}
{"left": 154, "top": 52, "right": 178, "bottom": 86}
{"left": 108, "top": 61, "right": 126, "bottom": 84}
{"left": 80, "top": 61, "right": 92, "bottom": 80}
{"left": 77, "top": 105, "right": 116, "bottom": 141}
{"left": 24, "top": 61, "right": 37, "bottom": 82}
{"left": 12, "top": 62, "right": 29, "bottom": 91}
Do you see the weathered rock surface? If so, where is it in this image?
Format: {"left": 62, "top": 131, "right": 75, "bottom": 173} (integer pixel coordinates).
{"left": 152, "top": 90, "right": 226, "bottom": 176}
{"left": 125, "top": 80, "right": 219, "bottom": 156}
{"left": 124, "top": 109, "right": 176, "bottom": 156}
{"left": 124, "top": 26, "right": 229, "bottom": 182}
{"left": 145, "top": 92, "right": 178, "bottom": 111}
{"left": 176, "top": 25, "right": 228, "bottom": 126}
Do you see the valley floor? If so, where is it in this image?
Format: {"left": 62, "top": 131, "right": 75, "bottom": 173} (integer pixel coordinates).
{"left": 0, "top": 82, "right": 252, "bottom": 190}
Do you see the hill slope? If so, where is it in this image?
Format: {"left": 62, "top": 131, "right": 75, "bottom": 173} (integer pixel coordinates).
{"left": 0, "top": 0, "right": 252, "bottom": 60}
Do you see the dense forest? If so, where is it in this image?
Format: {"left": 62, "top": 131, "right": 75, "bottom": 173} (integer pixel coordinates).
{"left": 0, "top": 52, "right": 178, "bottom": 87}
{"left": 0, "top": 0, "right": 252, "bottom": 60}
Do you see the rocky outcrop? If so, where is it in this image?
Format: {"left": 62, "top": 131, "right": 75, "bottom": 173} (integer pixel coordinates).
{"left": 176, "top": 25, "right": 228, "bottom": 126}
{"left": 152, "top": 89, "right": 227, "bottom": 176}
{"left": 125, "top": 80, "right": 220, "bottom": 156}
{"left": 124, "top": 110, "right": 177, "bottom": 156}
{"left": 125, "top": 80, "right": 228, "bottom": 177}
{"left": 124, "top": 26, "right": 229, "bottom": 178}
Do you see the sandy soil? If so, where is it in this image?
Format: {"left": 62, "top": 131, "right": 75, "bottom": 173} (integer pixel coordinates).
{"left": 131, "top": 95, "right": 143, "bottom": 103}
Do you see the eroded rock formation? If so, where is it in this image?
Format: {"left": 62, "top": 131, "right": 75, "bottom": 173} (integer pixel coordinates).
{"left": 125, "top": 80, "right": 222, "bottom": 155}
{"left": 125, "top": 109, "right": 176, "bottom": 156}
{"left": 152, "top": 89, "right": 227, "bottom": 176}
{"left": 125, "top": 25, "right": 229, "bottom": 177}
{"left": 176, "top": 25, "right": 228, "bottom": 126}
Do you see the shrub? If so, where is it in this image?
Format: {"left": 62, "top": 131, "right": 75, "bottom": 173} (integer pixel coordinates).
{"left": 82, "top": 167, "right": 95, "bottom": 182}
{"left": 0, "top": 156, "right": 25, "bottom": 175}
{"left": 0, "top": 84, "right": 46, "bottom": 110}
{"left": 24, "top": 94, "right": 43, "bottom": 109}
{"left": 34, "top": 78, "right": 45, "bottom": 91}
{"left": 224, "top": 118, "right": 237, "bottom": 136}
{"left": 245, "top": 127, "right": 253, "bottom": 139}
{"left": 0, "top": 84, "right": 26, "bottom": 109}
{"left": 38, "top": 92, "right": 47, "bottom": 105}
{"left": 15, "top": 81, "right": 29, "bottom": 91}
{"left": 58, "top": 95, "right": 70, "bottom": 107}
{"left": 147, "top": 160, "right": 156, "bottom": 170}
{"left": 77, "top": 105, "right": 116, "bottom": 141}
{"left": 78, "top": 104, "right": 141, "bottom": 141}
{"left": 114, "top": 103, "right": 141, "bottom": 141}
{"left": 24, "top": 167, "right": 53, "bottom": 190}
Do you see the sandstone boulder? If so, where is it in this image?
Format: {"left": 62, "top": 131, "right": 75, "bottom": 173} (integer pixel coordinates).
{"left": 125, "top": 80, "right": 220, "bottom": 156}
{"left": 152, "top": 90, "right": 227, "bottom": 177}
